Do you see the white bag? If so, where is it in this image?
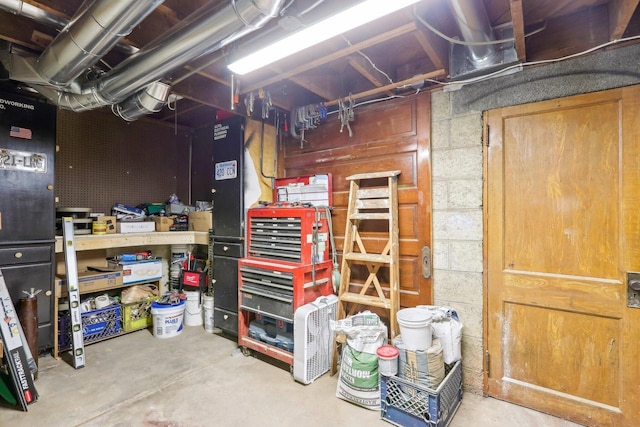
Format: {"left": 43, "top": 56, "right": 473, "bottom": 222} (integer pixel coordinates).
{"left": 417, "top": 306, "right": 463, "bottom": 364}
{"left": 331, "top": 312, "right": 388, "bottom": 410}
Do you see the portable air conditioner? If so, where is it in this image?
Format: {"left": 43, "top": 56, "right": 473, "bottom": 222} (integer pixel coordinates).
{"left": 293, "top": 294, "right": 338, "bottom": 384}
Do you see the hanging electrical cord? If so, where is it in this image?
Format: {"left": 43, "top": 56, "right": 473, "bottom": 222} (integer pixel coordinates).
{"left": 323, "top": 206, "right": 340, "bottom": 294}
{"left": 341, "top": 35, "right": 394, "bottom": 85}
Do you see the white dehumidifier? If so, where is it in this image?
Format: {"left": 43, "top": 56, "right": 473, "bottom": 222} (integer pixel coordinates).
{"left": 293, "top": 294, "right": 338, "bottom": 384}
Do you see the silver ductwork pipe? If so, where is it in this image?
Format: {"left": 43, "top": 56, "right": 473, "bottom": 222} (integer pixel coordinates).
{"left": 112, "top": 81, "right": 171, "bottom": 121}
{"left": 38, "top": 0, "right": 163, "bottom": 87}
{"left": 13, "top": 0, "right": 284, "bottom": 121}
{"left": 0, "top": 0, "right": 67, "bottom": 29}
{"left": 95, "top": 0, "right": 284, "bottom": 105}
{"left": 449, "top": 0, "right": 497, "bottom": 65}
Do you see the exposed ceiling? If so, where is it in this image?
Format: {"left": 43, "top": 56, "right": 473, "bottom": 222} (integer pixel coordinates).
{"left": 0, "top": 0, "right": 639, "bottom": 130}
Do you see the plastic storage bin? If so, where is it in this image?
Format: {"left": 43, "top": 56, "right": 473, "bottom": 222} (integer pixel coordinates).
{"left": 380, "top": 361, "right": 463, "bottom": 427}
{"left": 122, "top": 296, "right": 158, "bottom": 331}
{"left": 58, "top": 305, "right": 122, "bottom": 350}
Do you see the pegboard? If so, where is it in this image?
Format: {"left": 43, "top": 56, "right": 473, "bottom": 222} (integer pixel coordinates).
{"left": 55, "top": 108, "right": 192, "bottom": 215}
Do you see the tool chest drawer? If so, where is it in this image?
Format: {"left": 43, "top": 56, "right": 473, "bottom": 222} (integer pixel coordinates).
{"left": 0, "top": 245, "right": 52, "bottom": 265}
{"left": 212, "top": 241, "right": 243, "bottom": 258}
{"left": 246, "top": 206, "right": 330, "bottom": 265}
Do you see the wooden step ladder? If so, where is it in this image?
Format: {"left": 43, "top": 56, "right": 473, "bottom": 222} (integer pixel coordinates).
{"left": 331, "top": 170, "right": 401, "bottom": 375}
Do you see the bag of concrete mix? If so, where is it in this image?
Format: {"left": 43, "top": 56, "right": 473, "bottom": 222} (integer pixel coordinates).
{"left": 331, "top": 312, "right": 387, "bottom": 410}
{"left": 393, "top": 336, "right": 445, "bottom": 389}
{"left": 417, "top": 305, "right": 463, "bottom": 364}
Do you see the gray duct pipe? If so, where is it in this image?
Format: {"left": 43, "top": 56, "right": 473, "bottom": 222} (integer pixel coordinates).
{"left": 449, "top": 0, "right": 497, "bottom": 65}
{"left": 38, "top": 0, "right": 163, "bottom": 87}
{"left": 98, "top": 0, "right": 284, "bottom": 106}
{"left": 0, "top": 0, "right": 67, "bottom": 29}
{"left": 0, "top": 0, "right": 159, "bottom": 87}
{"left": 27, "top": 0, "right": 283, "bottom": 121}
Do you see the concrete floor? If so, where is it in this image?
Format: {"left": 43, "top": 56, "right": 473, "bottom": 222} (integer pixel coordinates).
{"left": 1, "top": 326, "right": 582, "bottom": 427}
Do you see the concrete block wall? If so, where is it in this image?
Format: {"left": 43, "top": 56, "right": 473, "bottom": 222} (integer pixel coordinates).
{"left": 431, "top": 90, "right": 484, "bottom": 393}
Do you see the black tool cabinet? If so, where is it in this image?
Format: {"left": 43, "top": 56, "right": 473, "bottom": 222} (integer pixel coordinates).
{"left": 210, "top": 114, "right": 245, "bottom": 335}
{"left": 0, "top": 90, "right": 56, "bottom": 351}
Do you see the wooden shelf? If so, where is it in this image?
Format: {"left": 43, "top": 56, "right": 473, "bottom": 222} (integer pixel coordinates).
{"left": 54, "top": 231, "right": 208, "bottom": 253}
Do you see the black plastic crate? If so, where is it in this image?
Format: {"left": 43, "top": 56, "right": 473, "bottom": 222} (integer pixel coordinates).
{"left": 58, "top": 305, "right": 122, "bottom": 350}
{"left": 381, "top": 360, "right": 463, "bottom": 427}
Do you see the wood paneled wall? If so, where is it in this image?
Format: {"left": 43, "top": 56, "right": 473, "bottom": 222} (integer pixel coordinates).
{"left": 281, "top": 92, "right": 433, "bottom": 307}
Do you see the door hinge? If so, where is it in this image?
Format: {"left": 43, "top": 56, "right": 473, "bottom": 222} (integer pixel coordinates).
{"left": 485, "top": 349, "right": 490, "bottom": 376}
{"left": 485, "top": 125, "right": 490, "bottom": 147}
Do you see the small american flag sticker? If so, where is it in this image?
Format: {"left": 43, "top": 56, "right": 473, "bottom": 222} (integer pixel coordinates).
{"left": 9, "top": 126, "right": 32, "bottom": 140}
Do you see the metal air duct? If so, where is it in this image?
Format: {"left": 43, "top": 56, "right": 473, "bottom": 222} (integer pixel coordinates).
{"left": 2, "top": 0, "right": 161, "bottom": 88}
{"left": 448, "top": 0, "right": 518, "bottom": 80}
{"left": 1, "top": 0, "right": 284, "bottom": 122}
{"left": 449, "top": 0, "right": 497, "bottom": 66}
{"left": 37, "top": 0, "right": 162, "bottom": 86}
{"left": 38, "top": 0, "right": 283, "bottom": 120}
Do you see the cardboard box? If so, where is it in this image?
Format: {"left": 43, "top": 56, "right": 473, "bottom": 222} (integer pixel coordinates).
{"left": 102, "top": 216, "right": 117, "bottom": 234}
{"left": 117, "top": 221, "right": 156, "bottom": 234}
{"left": 154, "top": 216, "right": 176, "bottom": 232}
{"left": 56, "top": 270, "right": 124, "bottom": 297}
{"left": 92, "top": 216, "right": 117, "bottom": 234}
{"left": 189, "top": 211, "right": 212, "bottom": 231}
{"left": 106, "top": 258, "right": 162, "bottom": 284}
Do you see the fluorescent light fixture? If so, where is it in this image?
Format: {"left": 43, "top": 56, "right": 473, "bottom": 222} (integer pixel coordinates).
{"left": 228, "top": 0, "right": 422, "bottom": 75}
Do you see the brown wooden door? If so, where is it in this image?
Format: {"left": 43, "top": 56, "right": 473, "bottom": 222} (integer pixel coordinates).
{"left": 485, "top": 87, "right": 640, "bottom": 426}
{"left": 281, "top": 92, "right": 432, "bottom": 308}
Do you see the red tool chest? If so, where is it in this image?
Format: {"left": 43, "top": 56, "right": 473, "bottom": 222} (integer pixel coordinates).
{"left": 238, "top": 203, "right": 335, "bottom": 366}
{"left": 246, "top": 206, "right": 331, "bottom": 265}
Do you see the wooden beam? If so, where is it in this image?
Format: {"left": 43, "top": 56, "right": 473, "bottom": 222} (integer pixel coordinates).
{"left": 609, "top": 0, "right": 640, "bottom": 40}
{"left": 240, "top": 22, "right": 418, "bottom": 94}
{"left": 508, "top": 0, "right": 526, "bottom": 61}
{"left": 324, "top": 68, "right": 445, "bottom": 107}
{"left": 413, "top": 27, "right": 448, "bottom": 70}
{"left": 347, "top": 56, "right": 395, "bottom": 97}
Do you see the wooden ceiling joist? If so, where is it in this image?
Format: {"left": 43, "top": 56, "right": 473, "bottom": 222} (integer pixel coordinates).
{"left": 348, "top": 56, "right": 395, "bottom": 97}
{"left": 608, "top": 0, "right": 640, "bottom": 40}
{"left": 509, "top": 0, "right": 527, "bottom": 61}
{"left": 240, "top": 22, "right": 419, "bottom": 95}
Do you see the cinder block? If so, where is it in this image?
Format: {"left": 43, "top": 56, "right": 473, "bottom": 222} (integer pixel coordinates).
{"left": 432, "top": 146, "right": 483, "bottom": 179}
{"left": 449, "top": 241, "right": 483, "bottom": 272}
{"left": 431, "top": 90, "right": 451, "bottom": 121}
{"left": 433, "top": 270, "right": 483, "bottom": 304}
{"left": 449, "top": 179, "right": 483, "bottom": 209}
{"left": 432, "top": 240, "right": 449, "bottom": 269}
{"left": 431, "top": 119, "right": 451, "bottom": 149}
{"left": 451, "top": 113, "right": 483, "bottom": 148}
{"left": 432, "top": 180, "right": 448, "bottom": 210}
{"left": 433, "top": 210, "right": 483, "bottom": 240}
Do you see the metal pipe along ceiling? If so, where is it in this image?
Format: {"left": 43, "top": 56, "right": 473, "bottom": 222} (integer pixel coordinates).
{"left": 1, "top": 0, "right": 285, "bottom": 122}
{"left": 37, "top": 0, "right": 164, "bottom": 87}
{"left": 449, "top": 0, "right": 497, "bottom": 65}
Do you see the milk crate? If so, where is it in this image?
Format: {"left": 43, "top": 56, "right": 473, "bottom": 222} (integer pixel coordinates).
{"left": 58, "top": 305, "right": 122, "bottom": 350}
{"left": 381, "top": 361, "right": 463, "bottom": 427}
{"left": 122, "top": 296, "right": 158, "bottom": 332}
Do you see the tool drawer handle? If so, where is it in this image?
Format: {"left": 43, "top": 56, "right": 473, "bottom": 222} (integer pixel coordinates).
{"left": 14, "top": 252, "right": 23, "bottom": 259}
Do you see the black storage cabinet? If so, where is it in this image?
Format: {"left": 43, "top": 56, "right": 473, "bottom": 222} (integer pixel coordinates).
{"left": 0, "top": 90, "right": 56, "bottom": 351}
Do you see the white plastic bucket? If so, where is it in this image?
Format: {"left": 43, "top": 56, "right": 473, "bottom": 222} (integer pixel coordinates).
{"left": 397, "top": 307, "right": 432, "bottom": 351}
{"left": 184, "top": 290, "right": 203, "bottom": 326}
{"left": 151, "top": 300, "right": 185, "bottom": 339}
{"left": 377, "top": 345, "right": 399, "bottom": 376}
{"left": 203, "top": 293, "right": 214, "bottom": 333}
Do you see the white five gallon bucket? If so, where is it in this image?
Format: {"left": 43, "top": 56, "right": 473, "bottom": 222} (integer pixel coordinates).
{"left": 397, "top": 307, "right": 433, "bottom": 351}
{"left": 184, "top": 290, "right": 203, "bottom": 326}
{"left": 203, "top": 293, "right": 214, "bottom": 333}
{"left": 151, "top": 300, "right": 185, "bottom": 339}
